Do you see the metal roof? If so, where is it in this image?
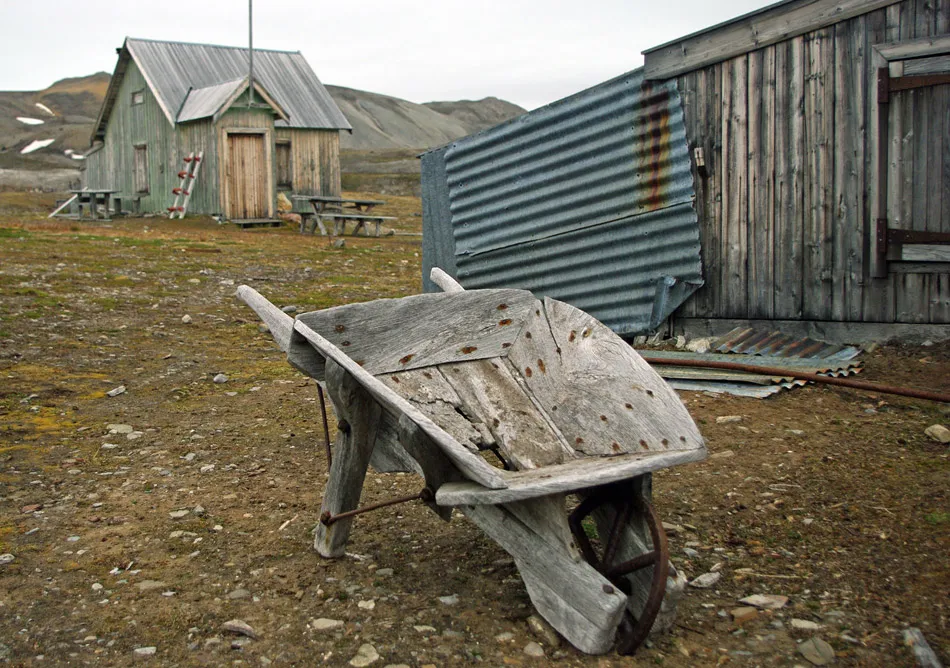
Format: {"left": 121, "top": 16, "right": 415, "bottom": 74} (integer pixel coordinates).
{"left": 176, "top": 77, "right": 288, "bottom": 123}
{"left": 421, "top": 68, "right": 703, "bottom": 337}
{"left": 96, "top": 38, "right": 351, "bottom": 137}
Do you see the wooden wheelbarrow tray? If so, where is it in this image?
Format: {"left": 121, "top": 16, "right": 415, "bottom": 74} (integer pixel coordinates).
{"left": 238, "top": 269, "right": 706, "bottom": 655}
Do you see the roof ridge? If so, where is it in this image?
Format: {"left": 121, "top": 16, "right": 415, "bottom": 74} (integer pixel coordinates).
{"left": 125, "top": 36, "right": 301, "bottom": 55}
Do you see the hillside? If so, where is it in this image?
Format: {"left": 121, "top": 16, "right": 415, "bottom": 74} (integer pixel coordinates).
{"left": 0, "top": 73, "right": 525, "bottom": 176}
{"left": 0, "top": 72, "right": 110, "bottom": 172}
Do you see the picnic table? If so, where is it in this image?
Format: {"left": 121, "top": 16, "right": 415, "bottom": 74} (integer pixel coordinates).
{"left": 291, "top": 195, "right": 395, "bottom": 237}
{"left": 237, "top": 268, "right": 707, "bottom": 655}
{"left": 66, "top": 188, "right": 118, "bottom": 221}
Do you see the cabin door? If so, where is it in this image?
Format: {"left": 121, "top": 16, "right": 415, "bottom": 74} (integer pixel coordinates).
{"left": 226, "top": 133, "right": 268, "bottom": 219}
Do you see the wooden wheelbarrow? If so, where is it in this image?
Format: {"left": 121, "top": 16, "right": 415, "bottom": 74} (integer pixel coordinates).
{"left": 237, "top": 268, "right": 707, "bottom": 655}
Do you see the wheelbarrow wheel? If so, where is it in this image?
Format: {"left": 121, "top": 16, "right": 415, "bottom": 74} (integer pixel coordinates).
{"left": 568, "top": 486, "right": 670, "bottom": 655}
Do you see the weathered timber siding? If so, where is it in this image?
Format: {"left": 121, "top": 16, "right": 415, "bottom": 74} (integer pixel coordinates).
{"left": 275, "top": 128, "right": 342, "bottom": 204}
{"left": 82, "top": 60, "right": 222, "bottom": 214}
{"left": 675, "top": 0, "right": 950, "bottom": 325}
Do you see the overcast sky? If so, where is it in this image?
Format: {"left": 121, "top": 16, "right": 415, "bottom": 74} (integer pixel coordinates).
{"left": 1, "top": 0, "right": 773, "bottom": 110}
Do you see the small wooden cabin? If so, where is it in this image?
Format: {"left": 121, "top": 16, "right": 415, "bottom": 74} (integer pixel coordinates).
{"left": 82, "top": 38, "right": 351, "bottom": 220}
{"left": 643, "top": 0, "right": 949, "bottom": 341}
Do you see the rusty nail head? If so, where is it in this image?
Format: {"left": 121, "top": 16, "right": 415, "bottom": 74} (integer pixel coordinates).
{"left": 603, "top": 584, "right": 615, "bottom": 595}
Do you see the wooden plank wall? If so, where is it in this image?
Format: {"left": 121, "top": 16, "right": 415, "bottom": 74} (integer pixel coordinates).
{"left": 678, "top": 0, "right": 950, "bottom": 325}
{"left": 274, "top": 128, "right": 342, "bottom": 199}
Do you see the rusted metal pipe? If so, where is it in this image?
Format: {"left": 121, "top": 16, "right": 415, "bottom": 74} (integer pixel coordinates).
{"left": 320, "top": 488, "right": 432, "bottom": 526}
{"left": 640, "top": 355, "right": 950, "bottom": 404}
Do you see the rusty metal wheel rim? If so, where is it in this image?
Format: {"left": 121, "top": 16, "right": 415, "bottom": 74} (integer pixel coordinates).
{"left": 568, "top": 488, "right": 670, "bottom": 655}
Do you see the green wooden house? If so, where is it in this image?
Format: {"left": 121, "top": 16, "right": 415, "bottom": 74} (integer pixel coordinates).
{"left": 82, "top": 37, "right": 351, "bottom": 220}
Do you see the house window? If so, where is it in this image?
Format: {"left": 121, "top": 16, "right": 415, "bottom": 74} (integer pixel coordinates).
{"left": 133, "top": 144, "right": 149, "bottom": 194}
{"left": 131, "top": 90, "right": 145, "bottom": 105}
{"left": 276, "top": 141, "right": 292, "bottom": 190}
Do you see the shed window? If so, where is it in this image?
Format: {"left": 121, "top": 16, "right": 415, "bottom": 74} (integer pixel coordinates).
{"left": 131, "top": 90, "right": 145, "bottom": 105}
{"left": 276, "top": 141, "right": 292, "bottom": 190}
{"left": 133, "top": 145, "right": 149, "bottom": 194}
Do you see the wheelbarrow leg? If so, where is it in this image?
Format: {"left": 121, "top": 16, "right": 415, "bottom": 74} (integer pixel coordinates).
{"left": 314, "top": 360, "right": 382, "bottom": 558}
{"left": 460, "top": 500, "right": 627, "bottom": 654}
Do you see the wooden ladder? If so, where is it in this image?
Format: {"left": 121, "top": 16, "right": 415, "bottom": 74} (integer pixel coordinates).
{"left": 167, "top": 151, "right": 203, "bottom": 219}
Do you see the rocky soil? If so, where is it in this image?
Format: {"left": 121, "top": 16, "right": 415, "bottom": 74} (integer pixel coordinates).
{"left": 0, "top": 194, "right": 948, "bottom": 666}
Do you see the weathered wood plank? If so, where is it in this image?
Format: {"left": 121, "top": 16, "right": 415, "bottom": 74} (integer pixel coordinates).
{"left": 901, "top": 245, "right": 950, "bottom": 262}
{"left": 395, "top": 415, "right": 463, "bottom": 521}
{"left": 295, "top": 289, "right": 536, "bottom": 376}
{"left": 441, "top": 358, "right": 576, "bottom": 469}
{"left": 507, "top": 297, "right": 703, "bottom": 459}
{"left": 505, "top": 495, "right": 581, "bottom": 561}
{"left": 802, "top": 28, "right": 835, "bottom": 320}
{"left": 642, "top": 0, "right": 900, "bottom": 80}
{"left": 437, "top": 449, "right": 707, "bottom": 506}
{"left": 902, "top": 627, "right": 944, "bottom": 668}
{"left": 237, "top": 285, "right": 295, "bottom": 352}
{"left": 748, "top": 46, "right": 776, "bottom": 319}
{"left": 773, "top": 36, "right": 806, "bottom": 319}
{"left": 876, "top": 35, "right": 950, "bottom": 60}
{"left": 293, "top": 319, "right": 509, "bottom": 490}
{"left": 832, "top": 16, "right": 867, "bottom": 323}
{"left": 429, "top": 267, "right": 464, "bottom": 293}
{"left": 721, "top": 55, "right": 749, "bottom": 317}
{"left": 314, "top": 360, "right": 382, "bottom": 558}
{"left": 379, "top": 368, "right": 489, "bottom": 452}
{"left": 459, "top": 502, "right": 627, "bottom": 654}
{"left": 903, "top": 54, "right": 950, "bottom": 75}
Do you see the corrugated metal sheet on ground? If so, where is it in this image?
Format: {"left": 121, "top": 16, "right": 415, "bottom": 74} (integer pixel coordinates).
{"left": 421, "top": 68, "right": 703, "bottom": 337}
{"left": 639, "top": 349, "right": 862, "bottom": 398}
{"left": 125, "top": 38, "right": 351, "bottom": 130}
{"left": 712, "top": 327, "right": 863, "bottom": 360}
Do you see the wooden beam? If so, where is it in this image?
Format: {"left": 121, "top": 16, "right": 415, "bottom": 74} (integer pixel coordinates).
{"left": 875, "top": 35, "right": 950, "bottom": 61}
{"left": 642, "top": 0, "right": 900, "bottom": 80}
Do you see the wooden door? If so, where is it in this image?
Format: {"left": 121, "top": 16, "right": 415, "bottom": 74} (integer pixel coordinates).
{"left": 227, "top": 133, "right": 268, "bottom": 219}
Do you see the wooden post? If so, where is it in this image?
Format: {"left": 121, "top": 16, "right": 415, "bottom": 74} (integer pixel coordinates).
{"left": 314, "top": 359, "right": 382, "bottom": 558}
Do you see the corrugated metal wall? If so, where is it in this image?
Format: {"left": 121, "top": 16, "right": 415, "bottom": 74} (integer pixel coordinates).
{"left": 422, "top": 69, "right": 703, "bottom": 336}
{"left": 674, "top": 0, "right": 949, "bottom": 325}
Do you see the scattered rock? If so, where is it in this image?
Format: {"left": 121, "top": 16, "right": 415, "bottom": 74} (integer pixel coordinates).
{"left": 280, "top": 305, "right": 298, "bottom": 314}
{"left": 332, "top": 239, "right": 346, "bottom": 249}
{"left": 169, "top": 510, "right": 190, "bottom": 519}
{"left": 662, "top": 522, "right": 684, "bottom": 534}
{"left": 716, "top": 415, "right": 743, "bottom": 424}
{"left": 798, "top": 637, "right": 835, "bottom": 665}
{"left": 413, "top": 625, "right": 437, "bottom": 635}
{"left": 683, "top": 547, "right": 700, "bottom": 558}
{"left": 200, "top": 464, "right": 215, "bottom": 473}
{"left": 375, "top": 568, "right": 394, "bottom": 577}
{"left": 181, "top": 315, "right": 192, "bottom": 324}
{"left": 787, "top": 429, "right": 806, "bottom": 437}
{"left": 221, "top": 619, "right": 258, "bottom": 639}
{"left": 0, "top": 554, "right": 14, "bottom": 565}
{"left": 213, "top": 374, "right": 229, "bottom": 384}
{"left": 527, "top": 615, "right": 560, "bottom": 647}
{"left": 689, "top": 572, "right": 721, "bottom": 589}
{"left": 711, "top": 449, "right": 736, "bottom": 459}
{"left": 257, "top": 324, "right": 270, "bottom": 334}
{"left": 133, "top": 646, "right": 156, "bottom": 656}
{"left": 495, "top": 632, "right": 515, "bottom": 642}
{"left": 731, "top": 607, "right": 758, "bottom": 624}
{"left": 792, "top": 619, "right": 822, "bottom": 631}
{"left": 924, "top": 424, "right": 950, "bottom": 444}
{"left": 349, "top": 643, "right": 379, "bottom": 667}
{"left": 193, "top": 505, "right": 206, "bottom": 516}
{"left": 523, "top": 641, "right": 545, "bottom": 657}
{"left": 21, "top": 504, "right": 42, "bottom": 513}
{"left": 311, "top": 618, "right": 344, "bottom": 632}
{"left": 438, "top": 594, "right": 459, "bottom": 606}
{"left": 136, "top": 580, "right": 167, "bottom": 592}
{"left": 106, "top": 385, "right": 127, "bottom": 398}
{"left": 358, "top": 599, "right": 376, "bottom": 610}
{"left": 739, "top": 594, "right": 789, "bottom": 609}
{"left": 685, "top": 337, "right": 714, "bottom": 354}
{"left": 675, "top": 335, "right": 687, "bottom": 349}
{"left": 108, "top": 424, "right": 134, "bottom": 434}
{"left": 227, "top": 588, "right": 251, "bottom": 600}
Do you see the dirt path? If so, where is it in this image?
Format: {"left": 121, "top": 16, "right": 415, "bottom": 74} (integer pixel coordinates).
{"left": 0, "top": 199, "right": 947, "bottom": 666}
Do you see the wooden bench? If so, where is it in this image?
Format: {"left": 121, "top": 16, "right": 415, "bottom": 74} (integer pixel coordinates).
{"left": 300, "top": 211, "right": 396, "bottom": 237}
{"left": 238, "top": 268, "right": 706, "bottom": 655}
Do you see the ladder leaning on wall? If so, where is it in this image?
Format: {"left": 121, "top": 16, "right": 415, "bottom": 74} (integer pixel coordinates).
{"left": 167, "top": 151, "right": 203, "bottom": 219}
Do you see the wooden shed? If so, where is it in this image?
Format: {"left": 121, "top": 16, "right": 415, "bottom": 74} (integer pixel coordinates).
{"left": 82, "top": 38, "right": 351, "bottom": 221}
{"left": 643, "top": 0, "right": 950, "bottom": 341}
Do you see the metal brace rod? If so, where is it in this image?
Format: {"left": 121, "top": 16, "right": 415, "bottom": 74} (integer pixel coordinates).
{"left": 320, "top": 488, "right": 432, "bottom": 526}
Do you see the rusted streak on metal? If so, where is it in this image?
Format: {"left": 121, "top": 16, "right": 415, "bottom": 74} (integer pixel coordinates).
{"left": 644, "top": 85, "right": 672, "bottom": 212}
